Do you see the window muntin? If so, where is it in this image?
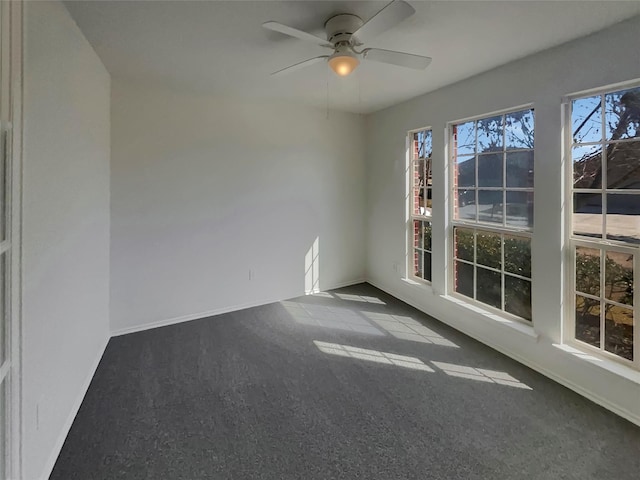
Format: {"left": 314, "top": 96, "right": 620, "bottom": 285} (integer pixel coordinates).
{"left": 573, "top": 242, "right": 635, "bottom": 362}
{"left": 571, "top": 86, "right": 640, "bottom": 245}
{"left": 450, "top": 107, "right": 535, "bottom": 321}
{"left": 452, "top": 226, "right": 532, "bottom": 321}
{"left": 453, "top": 108, "right": 534, "bottom": 230}
{"left": 410, "top": 129, "right": 433, "bottom": 282}
{"left": 569, "top": 84, "right": 639, "bottom": 365}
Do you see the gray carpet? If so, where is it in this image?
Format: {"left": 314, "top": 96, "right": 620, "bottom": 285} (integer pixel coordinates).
{"left": 51, "top": 283, "right": 640, "bottom": 479}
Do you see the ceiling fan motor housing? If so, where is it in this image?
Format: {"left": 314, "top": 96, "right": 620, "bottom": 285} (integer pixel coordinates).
{"left": 324, "top": 14, "right": 364, "bottom": 45}
{"left": 264, "top": 1, "right": 431, "bottom": 76}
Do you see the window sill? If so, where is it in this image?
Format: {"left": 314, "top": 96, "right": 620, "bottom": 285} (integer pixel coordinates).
{"left": 398, "top": 278, "right": 538, "bottom": 339}
{"left": 440, "top": 294, "right": 539, "bottom": 340}
{"left": 401, "top": 277, "right": 431, "bottom": 288}
{"left": 553, "top": 343, "right": 640, "bottom": 384}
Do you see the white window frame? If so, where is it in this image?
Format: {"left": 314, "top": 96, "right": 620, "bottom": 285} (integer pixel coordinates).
{"left": 0, "top": 2, "right": 22, "bottom": 478}
{"left": 407, "top": 126, "right": 433, "bottom": 284}
{"left": 564, "top": 80, "right": 640, "bottom": 369}
{"left": 447, "top": 105, "right": 535, "bottom": 324}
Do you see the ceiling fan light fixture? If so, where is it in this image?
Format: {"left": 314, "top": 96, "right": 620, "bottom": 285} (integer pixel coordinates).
{"left": 328, "top": 52, "right": 360, "bottom": 76}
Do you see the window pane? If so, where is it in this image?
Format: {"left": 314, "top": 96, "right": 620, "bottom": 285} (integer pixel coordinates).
{"left": 414, "top": 249, "right": 423, "bottom": 278}
{"left": 505, "top": 191, "right": 533, "bottom": 228}
{"left": 604, "top": 304, "right": 633, "bottom": 361}
{"left": 456, "top": 189, "right": 476, "bottom": 221}
{"left": 505, "top": 275, "right": 532, "bottom": 320}
{"left": 606, "top": 194, "right": 640, "bottom": 244}
{"left": 413, "top": 220, "right": 422, "bottom": 251}
{"left": 605, "top": 87, "right": 640, "bottom": 141}
{"left": 575, "top": 246, "right": 600, "bottom": 296}
{"left": 606, "top": 141, "right": 640, "bottom": 189}
{"left": 455, "top": 121, "right": 476, "bottom": 156}
{"left": 476, "top": 267, "right": 501, "bottom": 309}
{"left": 416, "top": 130, "right": 433, "bottom": 158}
{"left": 477, "top": 190, "right": 503, "bottom": 224}
{"left": 418, "top": 187, "right": 426, "bottom": 216}
{"left": 412, "top": 160, "right": 422, "bottom": 215}
{"left": 422, "top": 221, "right": 432, "bottom": 251}
{"left": 504, "top": 235, "right": 531, "bottom": 278}
{"left": 575, "top": 295, "right": 601, "bottom": 348}
{"left": 476, "top": 231, "right": 501, "bottom": 269}
{"left": 0, "top": 137, "right": 4, "bottom": 243}
{"left": 477, "top": 153, "right": 503, "bottom": 187}
{"left": 454, "top": 227, "right": 474, "bottom": 262}
{"left": 506, "top": 151, "right": 534, "bottom": 188}
{"left": 412, "top": 159, "right": 420, "bottom": 198}
{"left": 572, "top": 95, "right": 602, "bottom": 144}
{"left": 424, "top": 188, "right": 433, "bottom": 213}
{"left": 0, "top": 255, "right": 3, "bottom": 365}
{"left": 0, "top": 381, "right": 4, "bottom": 478}
{"left": 477, "top": 115, "right": 504, "bottom": 153}
{"left": 573, "top": 193, "right": 603, "bottom": 239}
{"left": 454, "top": 261, "right": 474, "bottom": 298}
{"left": 506, "top": 109, "right": 535, "bottom": 149}
{"left": 572, "top": 144, "right": 602, "bottom": 189}
{"left": 413, "top": 186, "right": 424, "bottom": 216}
{"left": 423, "top": 252, "right": 432, "bottom": 282}
{"left": 425, "top": 158, "right": 433, "bottom": 186}
{"left": 456, "top": 155, "right": 475, "bottom": 187}
{"left": 604, "top": 251, "right": 633, "bottom": 306}
{"left": 412, "top": 159, "right": 422, "bottom": 188}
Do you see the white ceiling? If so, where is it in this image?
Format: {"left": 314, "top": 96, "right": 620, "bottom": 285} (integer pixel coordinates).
{"left": 64, "top": 1, "right": 640, "bottom": 114}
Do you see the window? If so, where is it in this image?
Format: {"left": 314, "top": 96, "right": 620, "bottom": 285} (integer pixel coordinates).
{"left": 568, "top": 84, "right": 639, "bottom": 365}
{"left": 409, "top": 128, "right": 433, "bottom": 282}
{"left": 450, "top": 107, "right": 535, "bottom": 321}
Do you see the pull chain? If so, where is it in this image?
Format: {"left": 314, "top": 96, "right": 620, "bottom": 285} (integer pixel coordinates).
{"left": 326, "top": 65, "right": 330, "bottom": 120}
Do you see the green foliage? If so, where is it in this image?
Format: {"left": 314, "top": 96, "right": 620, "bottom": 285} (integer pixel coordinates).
{"left": 476, "top": 232, "right": 501, "bottom": 269}
{"left": 604, "top": 254, "right": 634, "bottom": 306}
{"left": 453, "top": 228, "right": 532, "bottom": 320}
{"left": 575, "top": 252, "right": 600, "bottom": 296}
{"left": 574, "top": 250, "right": 634, "bottom": 361}
{"left": 454, "top": 228, "right": 474, "bottom": 261}
{"left": 505, "top": 276, "right": 532, "bottom": 320}
{"left": 575, "top": 252, "right": 633, "bottom": 307}
{"left": 504, "top": 236, "right": 531, "bottom": 278}
{"left": 455, "top": 229, "right": 531, "bottom": 279}
{"left": 422, "top": 222, "right": 432, "bottom": 251}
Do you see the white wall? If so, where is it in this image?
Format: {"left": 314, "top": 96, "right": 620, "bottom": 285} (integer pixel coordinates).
{"left": 22, "top": 2, "right": 111, "bottom": 479}
{"left": 110, "top": 81, "right": 365, "bottom": 333}
{"left": 366, "top": 16, "right": 640, "bottom": 425}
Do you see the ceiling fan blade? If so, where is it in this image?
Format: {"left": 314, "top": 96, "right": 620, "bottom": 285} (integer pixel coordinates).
{"left": 263, "top": 21, "right": 333, "bottom": 48}
{"left": 353, "top": 0, "right": 415, "bottom": 44}
{"left": 363, "top": 48, "right": 431, "bottom": 70}
{"left": 271, "top": 56, "right": 330, "bottom": 77}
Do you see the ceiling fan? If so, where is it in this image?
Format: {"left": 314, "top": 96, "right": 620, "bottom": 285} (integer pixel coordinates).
{"left": 263, "top": 0, "right": 431, "bottom": 77}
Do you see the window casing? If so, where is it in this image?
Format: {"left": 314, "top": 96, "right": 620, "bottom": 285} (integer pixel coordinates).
{"left": 566, "top": 83, "right": 640, "bottom": 367}
{"left": 449, "top": 107, "right": 535, "bottom": 321}
{"left": 409, "top": 128, "right": 433, "bottom": 282}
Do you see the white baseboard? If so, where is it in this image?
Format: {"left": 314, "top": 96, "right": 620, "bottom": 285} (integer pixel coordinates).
{"left": 321, "top": 278, "right": 366, "bottom": 291}
{"left": 366, "top": 276, "right": 640, "bottom": 428}
{"left": 39, "top": 334, "right": 110, "bottom": 480}
{"left": 111, "top": 278, "right": 366, "bottom": 338}
{"left": 110, "top": 299, "right": 277, "bottom": 337}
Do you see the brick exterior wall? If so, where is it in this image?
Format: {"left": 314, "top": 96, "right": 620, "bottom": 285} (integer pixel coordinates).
{"left": 412, "top": 135, "right": 420, "bottom": 277}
